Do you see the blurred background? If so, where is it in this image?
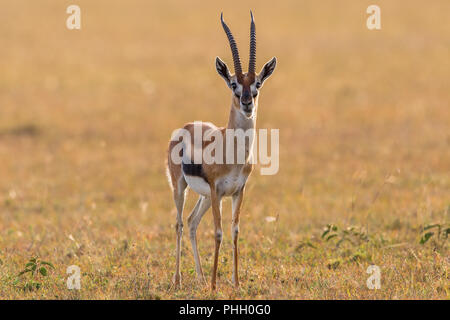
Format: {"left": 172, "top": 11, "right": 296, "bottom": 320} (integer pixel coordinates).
{"left": 0, "top": 0, "right": 448, "bottom": 299}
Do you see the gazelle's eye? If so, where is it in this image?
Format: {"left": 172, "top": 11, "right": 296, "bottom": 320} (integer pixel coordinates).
{"left": 255, "top": 82, "right": 261, "bottom": 89}
{"left": 231, "top": 83, "right": 237, "bottom": 90}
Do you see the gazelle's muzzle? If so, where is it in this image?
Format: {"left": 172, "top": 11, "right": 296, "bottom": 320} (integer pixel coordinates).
{"left": 241, "top": 102, "right": 253, "bottom": 116}
{"left": 240, "top": 89, "right": 253, "bottom": 115}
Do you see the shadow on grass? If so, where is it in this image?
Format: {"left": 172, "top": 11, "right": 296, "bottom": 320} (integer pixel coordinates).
{"left": 0, "top": 124, "right": 41, "bottom": 138}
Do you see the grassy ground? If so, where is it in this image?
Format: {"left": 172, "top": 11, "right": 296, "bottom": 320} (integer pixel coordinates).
{"left": 0, "top": 0, "right": 448, "bottom": 299}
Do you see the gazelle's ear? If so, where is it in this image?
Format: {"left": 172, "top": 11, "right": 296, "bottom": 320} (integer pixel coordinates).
{"left": 257, "top": 57, "right": 277, "bottom": 86}
{"left": 215, "top": 56, "right": 232, "bottom": 86}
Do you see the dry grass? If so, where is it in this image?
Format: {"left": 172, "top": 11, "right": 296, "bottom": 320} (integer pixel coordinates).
{"left": 0, "top": 0, "right": 448, "bottom": 299}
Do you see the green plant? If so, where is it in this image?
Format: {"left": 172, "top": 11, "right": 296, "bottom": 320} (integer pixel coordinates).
{"left": 419, "top": 223, "right": 449, "bottom": 245}
{"left": 321, "top": 224, "right": 369, "bottom": 247}
{"left": 327, "top": 258, "right": 342, "bottom": 270}
{"left": 14, "top": 257, "right": 55, "bottom": 291}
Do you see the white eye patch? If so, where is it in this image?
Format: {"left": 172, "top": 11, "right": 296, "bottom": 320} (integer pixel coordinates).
{"left": 232, "top": 82, "right": 243, "bottom": 96}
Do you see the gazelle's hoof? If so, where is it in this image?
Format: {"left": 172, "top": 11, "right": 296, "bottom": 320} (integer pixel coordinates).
{"left": 232, "top": 273, "right": 239, "bottom": 288}
{"left": 196, "top": 275, "right": 207, "bottom": 286}
{"left": 172, "top": 273, "right": 182, "bottom": 289}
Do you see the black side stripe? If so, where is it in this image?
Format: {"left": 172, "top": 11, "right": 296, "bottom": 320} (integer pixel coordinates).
{"left": 182, "top": 162, "right": 209, "bottom": 183}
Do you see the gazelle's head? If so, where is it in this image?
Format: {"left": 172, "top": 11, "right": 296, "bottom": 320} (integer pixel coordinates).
{"left": 216, "top": 12, "right": 277, "bottom": 118}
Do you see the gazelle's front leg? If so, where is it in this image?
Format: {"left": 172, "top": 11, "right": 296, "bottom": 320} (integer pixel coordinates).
{"left": 231, "top": 188, "right": 244, "bottom": 287}
{"left": 210, "top": 185, "right": 223, "bottom": 291}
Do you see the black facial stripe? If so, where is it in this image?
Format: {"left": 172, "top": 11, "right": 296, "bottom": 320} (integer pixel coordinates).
{"left": 242, "top": 88, "right": 252, "bottom": 102}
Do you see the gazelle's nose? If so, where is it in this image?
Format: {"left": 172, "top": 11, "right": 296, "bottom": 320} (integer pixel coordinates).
{"left": 242, "top": 100, "right": 252, "bottom": 107}
{"left": 241, "top": 100, "right": 252, "bottom": 112}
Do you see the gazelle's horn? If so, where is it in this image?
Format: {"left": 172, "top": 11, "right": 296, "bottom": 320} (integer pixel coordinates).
{"left": 221, "top": 13, "right": 243, "bottom": 76}
{"left": 248, "top": 11, "right": 256, "bottom": 74}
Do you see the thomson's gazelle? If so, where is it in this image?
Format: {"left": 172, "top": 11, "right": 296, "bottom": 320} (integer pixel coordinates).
{"left": 167, "top": 12, "right": 276, "bottom": 290}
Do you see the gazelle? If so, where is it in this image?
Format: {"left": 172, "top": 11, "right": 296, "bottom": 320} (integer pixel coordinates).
{"left": 166, "top": 12, "right": 276, "bottom": 290}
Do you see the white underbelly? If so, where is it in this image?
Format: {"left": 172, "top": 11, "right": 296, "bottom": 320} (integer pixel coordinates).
{"left": 217, "top": 173, "right": 247, "bottom": 196}
{"left": 184, "top": 175, "right": 210, "bottom": 196}
{"left": 184, "top": 170, "right": 248, "bottom": 197}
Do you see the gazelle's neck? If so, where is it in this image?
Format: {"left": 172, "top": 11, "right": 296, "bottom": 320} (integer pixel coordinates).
{"left": 227, "top": 97, "right": 256, "bottom": 131}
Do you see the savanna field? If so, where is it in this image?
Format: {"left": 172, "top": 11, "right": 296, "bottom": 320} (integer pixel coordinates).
{"left": 0, "top": 0, "right": 448, "bottom": 299}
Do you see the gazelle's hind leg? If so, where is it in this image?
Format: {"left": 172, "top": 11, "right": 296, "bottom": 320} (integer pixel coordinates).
{"left": 187, "top": 195, "right": 211, "bottom": 283}
{"left": 172, "top": 176, "right": 187, "bottom": 288}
